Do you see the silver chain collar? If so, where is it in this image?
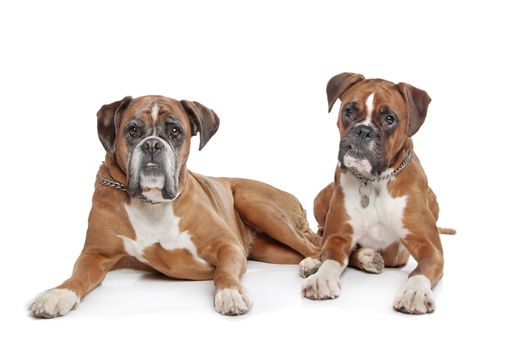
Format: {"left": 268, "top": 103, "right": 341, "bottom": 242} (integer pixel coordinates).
{"left": 96, "top": 175, "right": 162, "bottom": 205}
{"left": 347, "top": 149, "right": 413, "bottom": 185}
{"left": 346, "top": 149, "right": 413, "bottom": 208}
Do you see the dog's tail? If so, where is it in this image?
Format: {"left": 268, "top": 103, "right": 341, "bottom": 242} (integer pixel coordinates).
{"left": 438, "top": 227, "right": 456, "bottom": 235}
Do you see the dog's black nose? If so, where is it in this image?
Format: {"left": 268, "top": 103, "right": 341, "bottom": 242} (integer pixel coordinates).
{"left": 353, "top": 124, "right": 376, "bottom": 141}
{"left": 141, "top": 138, "right": 165, "bottom": 155}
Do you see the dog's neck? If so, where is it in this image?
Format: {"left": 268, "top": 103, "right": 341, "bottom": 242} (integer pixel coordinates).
{"left": 104, "top": 153, "right": 129, "bottom": 186}
{"left": 101, "top": 153, "right": 191, "bottom": 205}
{"left": 382, "top": 139, "right": 414, "bottom": 176}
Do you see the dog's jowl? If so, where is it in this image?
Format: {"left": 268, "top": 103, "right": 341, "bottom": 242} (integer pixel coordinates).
{"left": 299, "top": 73, "right": 455, "bottom": 314}
{"left": 29, "top": 95, "right": 321, "bottom": 317}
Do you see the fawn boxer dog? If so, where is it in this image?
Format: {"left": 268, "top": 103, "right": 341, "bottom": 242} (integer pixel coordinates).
{"left": 299, "top": 73, "right": 455, "bottom": 314}
{"left": 29, "top": 95, "right": 320, "bottom": 317}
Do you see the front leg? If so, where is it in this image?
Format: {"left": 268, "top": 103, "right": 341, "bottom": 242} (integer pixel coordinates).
{"left": 302, "top": 185, "right": 354, "bottom": 300}
{"left": 393, "top": 212, "right": 444, "bottom": 315}
{"left": 301, "top": 232, "right": 353, "bottom": 300}
{"left": 29, "top": 250, "right": 122, "bottom": 318}
{"left": 212, "top": 244, "right": 252, "bottom": 316}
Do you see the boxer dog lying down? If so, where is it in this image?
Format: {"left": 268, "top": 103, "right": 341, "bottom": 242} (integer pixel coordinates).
{"left": 300, "top": 73, "right": 455, "bottom": 314}
{"left": 29, "top": 95, "right": 320, "bottom": 317}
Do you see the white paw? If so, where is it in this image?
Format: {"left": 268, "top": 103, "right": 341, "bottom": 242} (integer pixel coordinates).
{"left": 29, "top": 288, "right": 80, "bottom": 318}
{"left": 393, "top": 275, "right": 435, "bottom": 314}
{"left": 214, "top": 288, "right": 253, "bottom": 316}
{"left": 301, "top": 260, "right": 342, "bottom": 300}
{"left": 299, "top": 257, "right": 322, "bottom": 278}
{"left": 357, "top": 248, "right": 384, "bottom": 274}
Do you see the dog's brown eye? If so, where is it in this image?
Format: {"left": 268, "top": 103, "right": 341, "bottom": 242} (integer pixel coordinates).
{"left": 343, "top": 108, "right": 353, "bottom": 119}
{"left": 385, "top": 115, "right": 396, "bottom": 125}
{"left": 128, "top": 126, "right": 138, "bottom": 137}
{"left": 169, "top": 126, "right": 180, "bottom": 138}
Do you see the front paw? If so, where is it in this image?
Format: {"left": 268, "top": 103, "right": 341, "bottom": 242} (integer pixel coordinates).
{"left": 301, "top": 260, "right": 342, "bottom": 300}
{"left": 29, "top": 288, "right": 80, "bottom": 318}
{"left": 299, "top": 257, "right": 322, "bottom": 278}
{"left": 214, "top": 288, "right": 253, "bottom": 316}
{"left": 393, "top": 275, "right": 435, "bottom": 315}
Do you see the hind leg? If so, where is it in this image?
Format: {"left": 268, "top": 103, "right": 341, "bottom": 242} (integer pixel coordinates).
{"left": 313, "top": 183, "right": 334, "bottom": 235}
{"left": 296, "top": 183, "right": 335, "bottom": 278}
{"left": 427, "top": 187, "right": 457, "bottom": 235}
{"left": 231, "top": 179, "right": 321, "bottom": 258}
{"left": 427, "top": 187, "right": 440, "bottom": 222}
{"left": 249, "top": 233, "right": 304, "bottom": 264}
{"left": 380, "top": 242, "right": 410, "bottom": 267}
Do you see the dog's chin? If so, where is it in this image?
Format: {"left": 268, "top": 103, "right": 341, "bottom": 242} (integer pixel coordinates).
{"left": 341, "top": 151, "right": 373, "bottom": 175}
{"left": 139, "top": 170, "right": 165, "bottom": 189}
{"left": 127, "top": 167, "right": 178, "bottom": 202}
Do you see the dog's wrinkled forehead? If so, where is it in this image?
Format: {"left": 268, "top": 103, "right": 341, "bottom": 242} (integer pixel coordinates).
{"left": 120, "top": 96, "right": 189, "bottom": 129}
{"left": 339, "top": 80, "right": 406, "bottom": 119}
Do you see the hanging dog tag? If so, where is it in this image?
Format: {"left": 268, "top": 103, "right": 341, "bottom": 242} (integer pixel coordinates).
{"left": 359, "top": 182, "right": 371, "bottom": 208}
{"left": 360, "top": 194, "right": 370, "bottom": 208}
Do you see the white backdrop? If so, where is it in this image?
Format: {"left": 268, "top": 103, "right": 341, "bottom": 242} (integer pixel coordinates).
{"left": 1, "top": 0, "right": 523, "bottom": 349}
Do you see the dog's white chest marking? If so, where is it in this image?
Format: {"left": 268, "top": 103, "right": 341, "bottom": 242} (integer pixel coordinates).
{"left": 121, "top": 200, "right": 204, "bottom": 264}
{"left": 341, "top": 172, "right": 408, "bottom": 250}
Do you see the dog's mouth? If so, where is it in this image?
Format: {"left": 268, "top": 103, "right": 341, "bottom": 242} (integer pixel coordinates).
{"left": 338, "top": 142, "right": 382, "bottom": 175}
{"left": 345, "top": 145, "right": 366, "bottom": 160}
{"left": 128, "top": 160, "right": 178, "bottom": 201}
{"left": 340, "top": 153, "right": 373, "bottom": 175}
{"left": 141, "top": 162, "right": 163, "bottom": 178}
{"left": 126, "top": 135, "right": 181, "bottom": 202}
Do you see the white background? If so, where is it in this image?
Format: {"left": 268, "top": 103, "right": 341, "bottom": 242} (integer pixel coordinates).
{"left": 1, "top": 0, "right": 524, "bottom": 349}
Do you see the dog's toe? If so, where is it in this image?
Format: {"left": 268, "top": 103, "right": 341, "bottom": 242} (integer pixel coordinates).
{"left": 393, "top": 275, "right": 435, "bottom": 315}
{"left": 299, "top": 257, "right": 322, "bottom": 278}
{"left": 214, "top": 288, "right": 252, "bottom": 316}
{"left": 29, "top": 288, "right": 79, "bottom": 318}
{"left": 357, "top": 248, "right": 384, "bottom": 274}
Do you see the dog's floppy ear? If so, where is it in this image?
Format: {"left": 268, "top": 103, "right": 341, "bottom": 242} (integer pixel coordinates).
{"left": 97, "top": 96, "right": 132, "bottom": 153}
{"left": 326, "top": 72, "right": 365, "bottom": 112}
{"left": 180, "top": 100, "right": 220, "bottom": 150}
{"left": 396, "top": 83, "right": 431, "bottom": 137}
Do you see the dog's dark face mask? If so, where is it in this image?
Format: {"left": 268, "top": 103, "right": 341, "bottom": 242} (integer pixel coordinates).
{"left": 326, "top": 73, "right": 431, "bottom": 175}
{"left": 96, "top": 96, "right": 220, "bottom": 202}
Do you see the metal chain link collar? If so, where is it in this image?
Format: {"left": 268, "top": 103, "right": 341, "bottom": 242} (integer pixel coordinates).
{"left": 347, "top": 149, "right": 413, "bottom": 208}
{"left": 96, "top": 175, "right": 162, "bottom": 205}
{"left": 347, "top": 149, "right": 413, "bottom": 185}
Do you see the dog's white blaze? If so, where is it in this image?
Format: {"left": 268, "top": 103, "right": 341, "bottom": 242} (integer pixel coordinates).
{"left": 151, "top": 103, "right": 160, "bottom": 122}
{"left": 121, "top": 200, "right": 206, "bottom": 264}
{"left": 354, "top": 92, "right": 375, "bottom": 128}
{"left": 364, "top": 93, "right": 375, "bottom": 123}
{"left": 340, "top": 172, "right": 409, "bottom": 251}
